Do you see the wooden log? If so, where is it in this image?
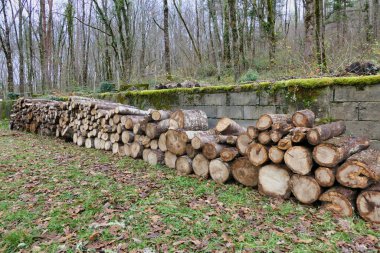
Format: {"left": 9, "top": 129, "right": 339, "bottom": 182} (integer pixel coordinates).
{"left": 121, "top": 131, "right": 134, "bottom": 144}
{"left": 166, "top": 130, "right": 206, "bottom": 156}
{"left": 220, "top": 147, "right": 239, "bottom": 162}
{"left": 290, "top": 175, "right": 321, "bottom": 204}
{"left": 215, "top": 118, "right": 246, "bottom": 135}
{"left": 258, "top": 164, "right": 291, "bottom": 198}
{"left": 191, "top": 134, "right": 216, "bottom": 150}
{"left": 319, "top": 187, "right": 356, "bottom": 217}
{"left": 170, "top": 110, "right": 208, "bottom": 130}
{"left": 258, "top": 131, "right": 271, "bottom": 145}
{"left": 256, "top": 114, "right": 291, "bottom": 131}
{"left": 124, "top": 144, "right": 131, "bottom": 157}
{"left": 290, "top": 127, "right": 310, "bottom": 143}
{"left": 278, "top": 135, "right": 292, "bottom": 150}
{"left": 186, "top": 144, "right": 198, "bottom": 158}
{"left": 150, "top": 139, "right": 158, "bottom": 150}
{"left": 164, "top": 151, "right": 177, "bottom": 169}
{"left": 125, "top": 115, "right": 147, "bottom": 130}
{"left": 224, "top": 135, "right": 238, "bottom": 145}
{"left": 336, "top": 149, "right": 380, "bottom": 189}
{"left": 284, "top": 146, "right": 313, "bottom": 175}
{"left": 77, "top": 135, "right": 85, "bottom": 147}
{"left": 158, "top": 133, "right": 167, "bottom": 152}
{"left": 85, "top": 138, "right": 95, "bottom": 149}
{"left": 202, "top": 143, "right": 227, "bottom": 160}
{"left": 145, "top": 119, "right": 170, "bottom": 139}
{"left": 315, "top": 167, "right": 336, "bottom": 187}
{"left": 269, "top": 130, "right": 284, "bottom": 143}
{"left": 114, "top": 106, "right": 150, "bottom": 116}
{"left": 292, "top": 109, "right": 315, "bottom": 127}
{"left": 104, "top": 141, "right": 112, "bottom": 151}
{"left": 192, "top": 154, "right": 210, "bottom": 178}
{"left": 130, "top": 142, "right": 143, "bottom": 158}
{"left": 112, "top": 143, "right": 120, "bottom": 154}
{"left": 147, "top": 149, "right": 164, "bottom": 165}
{"left": 209, "top": 159, "right": 231, "bottom": 184}
{"left": 356, "top": 183, "right": 380, "bottom": 223}
{"left": 236, "top": 133, "right": 253, "bottom": 155}
{"left": 313, "top": 136, "right": 370, "bottom": 167}
{"left": 176, "top": 156, "right": 193, "bottom": 175}
{"left": 231, "top": 157, "right": 259, "bottom": 187}
{"left": 247, "top": 126, "right": 259, "bottom": 139}
{"left": 151, "top": 110, "right": 172, "bottom": 121}
{"left": 133, "top": 123, "right": 143, "bottom": 135}
{"left": 268, "top": 146, "right": 284, "bottom": 164}
{"left": 94, "top": 138, "right": 102, "bottom": 149}
{"left": 118, "top": 145, "right": 126, "bottom": 156}
{"left": 143, "top": 148, "right": 151, "bottom": 161}
{"left": 307, "top": 121, "right": 346, "bottom": 145}
{"left": 246, "top": 143, "right": 268, "bottom": 166}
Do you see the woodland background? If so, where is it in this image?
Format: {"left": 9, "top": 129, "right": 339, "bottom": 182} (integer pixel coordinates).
{"left": 0, "top": 0, "right": 379, "bottom": 97}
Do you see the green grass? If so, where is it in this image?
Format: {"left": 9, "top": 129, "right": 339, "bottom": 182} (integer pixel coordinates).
{"left": 0, "top": 123, "right": 379, "bottom": 252}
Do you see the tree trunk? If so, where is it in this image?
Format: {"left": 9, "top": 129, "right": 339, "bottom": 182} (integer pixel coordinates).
{"left": 170, "top": 110, "right": 208, "bottom": 130}
{"left": 163, "top": 0, "right": 171, "bottom": 79}
{"left": 228, "top": 0, "right": 239, "bottom": 81}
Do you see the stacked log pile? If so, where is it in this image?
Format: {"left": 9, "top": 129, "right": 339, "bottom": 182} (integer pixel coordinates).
{"left": 9, "top": 98, "right": 380, "bottom": 223}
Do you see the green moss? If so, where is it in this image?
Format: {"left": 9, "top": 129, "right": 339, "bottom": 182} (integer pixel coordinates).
{"left": 119, "top": 83, "right": 149, "bottom": 91}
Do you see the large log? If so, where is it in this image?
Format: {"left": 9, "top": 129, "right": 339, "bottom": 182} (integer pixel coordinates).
{"left": 313, "top": 136, "right": 370, "bottom": 167}
{"left": 192, "top": 154, "right": 210, "bottom": 178}
{"left": 290, "top": 175, "right": 321, "bottom": 204}
{"left": 268, "top": 146, "right": 284, "bottom": 164}
{"left": 202, "top": 143, "right": 227, "bottom": 160}
{"left": 191, "top": 133, "right": 217, "bottom": 150}
{"left": 130, "top": 142, "right": 143, "bottom": 158}
{"left": 176, "top": 156, "right": 193, "bottom": 175}
{"left": 307, "top": 121, "right": 346, "bottom": 145}
{"left": 170, "top": 110, "right": 208, "bottom": 130}
{"left": 256, "top": 114, "right": 291, "bottom": 131}
{"left": 292, "top": 109, "right": 315, "bottom": 127}
{"left": 236, "top": 133, "right": 253, "bottom": 155}
{"left": 220, "top": 147, "right": 239, "bottom": 162}
{"left": 164, "top": 151, "right": 177, "bottom": 169}
{"left": 314, "top": 167, "right": 336, "bottom": 187}
{"left": 336, "top": 149, "right": 380, "bottom": 189}
{"left": 215, "top": 118, "right": 246, "bottom": 135}
{"left": 319, "top": 187, "right": 356, "bottom": 217}
{"left": 246, "top": 143, "right": 268, "bottom": 166}
{"left": 166, "top": 130, "right": 207, "bottom": 156}
{"left": 356, "top": 183, "right": 380, "bottom": 223}
{"left": 147, "top": 149, "right": 165, "bottom": 165}
{"left": 231, "top": 157, "right": 259, "bottom": 187}
{"left": 284, "top": 146, "right": 313, "bottom": 175}
{"left": 258, "top": 164, "right": 291, "bottom": 198}
{"left": 209, "top": 159, "right": 231, "bottom": 184}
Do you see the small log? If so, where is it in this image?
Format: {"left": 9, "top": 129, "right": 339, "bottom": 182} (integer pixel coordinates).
{"left": 133, "top": 123, "right": 143, "bottom": 135}
{"left": 192, "top": 154, "right": 210, "bottom": 178}
{"left": 336, "top": 149, "right": 380, "bottom": 189}
{"left": 319, "top": 187, "right": 356, "bottom": 217}
{"left": 104, "top": 141, "right": 112, "bottom": 151}
{"left": 158, "top": 133, "right": 167, "bottom": 152}
{"left": 121, "top": 131, "right": 134, "bottom": 144}
{"left": 202, "top": 143, "right": 227, "bottom": 160}
{"left": 313, "top": 136, "right": 370, "bottom": 167}
{"left": 269, "top": 130, "right": 284, "bottom": 143}
{"left": 356, "top": 183, "right": 380, "bottom": 223}
{"left": 118, "top": 145, "right": 126, "bottom": 156}
{"left": 166, "top": 130, "right": 206, "bottom": 156}
{"left": 191, "top": 134, "right": 217, "bottom": 149}
{"left": 124, "top": 144, "right": 131, "bottom": 157}
{"left": 215, "top": 118, "right": 246, "bottom": 135}
{"left": 125, "top": 115, "right": 147, "bottom": 130}
{"left": 112, "top": 143, "right": 120, "bottom": 154}
{"left": 145, "top": 119, "right": 170, "bottom": 139}
{"left": 143, "top": 148, "right": 151, "bottom": 161}
{"left": 256, "top": 114, "right": 291, "bottom": 131}
{"left": 164, "top": 151, "right": 177, "bottom": 169}
{"left": 176, "top": 156, "right": 193, "bottom": 175}
{"left": 94, "top": 138, "right": 102, "bottom": 149}
{"left": 278, "top": 135, "right": 292, "bottom": 150}
{"left": 258, "top": 131, "right": 271, "bottom": 145}
{"left": 246, "top": 143, "right": 268, "bottom": 166}
{"left": 268, "top": 146, "right": 284, "bottom": 164}
{"left": 147, "top": 149, "right": 165, "bottom": 165}
{"left": 130, "top": 142, "right": 143, "bottom": 158}
{"left": 236, "top": 133, "right": 253, "bottom": 155}
{"left": 224, "top": 135, "right": 238, "bottom": 145}
{"left": 247, "top": 126, "right": 259, "bottom": 139}
{"left": 231, "top": 157, "right": 259, "bottom": 187}
{"left": 315, "top": 167, "right": 336, "bottom": 187}
{"left": 186, "top": 144, "right": 199, "bottom": 158}
{"left": 284, "top": 146, "right": 313, "bottom": 175}
{"left": 258, "top": 164, "right": 291, "bottom": 198}
{"left": 290, "top": 175, "right": 321, "bottom": 204}
{"left": 151, "top": 110, "right": 172, "bottom": 121}
{"left": 292, "top": 109, "right": 315, "bottom": 127}
{"left": 307, "top": 121, "right": 346, "bottom": 145}
{"left": 77, "top": 135, "right": 85, "bottom": 147}
{"left": 150, "top": 139, "right": 158, "bottom": 150}
{"left": 220, "top": 147, "right": 239, "bottom": 162}
{"left": 209, "top": 159, "right": 231, "bottom": 184}
{"left": 290, "top": 127, "right": 310, "bottom": 143}
{"left": 170, "top": 110, "right": 208, "bottom": 130}
{"left": 85, "top": 138, "right": 95, "bottom": 149}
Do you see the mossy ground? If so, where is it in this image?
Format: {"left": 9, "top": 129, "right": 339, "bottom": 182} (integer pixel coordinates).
{"left": 0, "top": 121, "right": 379, "bottom": 252}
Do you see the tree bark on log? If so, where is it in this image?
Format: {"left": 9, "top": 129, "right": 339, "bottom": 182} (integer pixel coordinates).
{"left": 356, "top": 183, "right": 380, "bottom": 223}
{"left": 290, "top": 175, "right": 321, "bottom": 204}
{"left": 307, "top": 121, "right": 346, "bottom": 145}
{"left": 231, "top": 157, "right": 259, "bottom": 187}
{"left": 220, "top": 147, "right": 239, "bottom": 162}
{"left": 176, "top": 156, "right": 193, "bottom": 175}
{"left": 170, "top": 110, "right": 208, "bottom": 130}
{"left": 315, "top": 167, "right": 336, "bottom": 187}
{"left": 151, "top": 110, "right": 172, "bottom": 121}
{"left": 313, "top": 136, "right": 370, "bottom": 167}
{"left": 145, "top": 119, "right": 170, "bottom": 139}
{"left": 319, "top": 187, "right": 356, "bottom": 217}
{"left": 202, "top": 143, "right": 227, "bottom": 160}
{"left": 292, "top": 109, "right": 315, "bottom": 127}
{"left": 215, "top": 118, "right": 246, "bottom": 135}
{"left": 247, "top": 143, "right": 268, "bottom": 166}
{"left": 256, "top": 114, "right": 291, "bottom": 131}
{"left": 268, "top": 146, "right": 284, "bottom": 164}
{"left": 258, "top": 164, "right": 291, "bottom": 198}
{"left": 336, "top": 149, "right": 380, "bottom": 189}
{"left": 284, "top": 146, "right": 313, "bottom": 175}
{"left": 290, "top": 127, "right": 310, "bottom": 143}
{"left": 209, "top": 159, "right": 231, "bottom": 184}
{"left": 192, "top": 154, "right": 210, "bottom": 178}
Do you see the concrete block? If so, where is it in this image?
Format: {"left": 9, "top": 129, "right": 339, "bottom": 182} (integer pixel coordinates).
{"left": 179, "top": 94, "right": 203, "bottom": 106}
{"left": 181, "top": 105, "right": 218, "bottom": 118}
{"left": 330, "top": 102, "right": 359, "bottom": 121}
{"left": 359, "top": 102, "right": 380, "bottom": 120}
{"left": 243, "top": 106, "right": 276, "bottom": 120}
{"left": 334, "top": 85, "right": 380, "bottom": 102}
{"left": 229, "top": 92, "right": 259, "bottom": 106}
{"left": 259, "top": 91, "right": 287, "bottom": 106}
{"left": 370, "top": 140, "right": 380, "bottom": 150}
{"left": 345, "top": 121, "right": 380, "bottom": 140}
{"left": 201, "top": 93, "right": 227, "bottom": 106}
{"left": 217, "top": 106, "right": 244, "bottom": 119}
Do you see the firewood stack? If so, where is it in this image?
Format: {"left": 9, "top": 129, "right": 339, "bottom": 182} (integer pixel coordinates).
{"left": 9, "top": 98, "right": 380, "bottom": 223}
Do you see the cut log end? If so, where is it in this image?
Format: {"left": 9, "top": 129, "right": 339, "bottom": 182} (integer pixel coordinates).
{"left": 290, "top": 175, "right": 321, "bottom": 204}
{"left": 209, "top": 159, "right": 231, "bottom": 184}
{"left": 356, "top": 183, "right": 380, "bottom": 223}
{"left": 192, "top": 154, "right": 210, "bottom": 178}
{"left": 176, "top": 156, "right": 193, "bottom": 175}
{"left": 319, "top": 187, "right": 356, "bottom": 217}
{"left": 231, "top": 157, "right": 259, "bottom": 187}
{"left": 258, "top": 164, "right": 291, "bottom": 199}
{"left": 284, "top": 146, "right": 313, "bottom": 175}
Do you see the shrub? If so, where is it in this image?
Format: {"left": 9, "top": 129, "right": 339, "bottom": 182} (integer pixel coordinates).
{"left": 99, "top": 81, "right": 115, "bottom": 93}
{"left": 119, "top": 83, "right": 149, "bottom": 91}
{"left": 197, "top": 64, "right": 217, "bottom": 78}
{"left": 7, "top": 92, "right": 20, "bottom": 100}
{"left": 239, "top": 69, "right": 259, "bottom": 83}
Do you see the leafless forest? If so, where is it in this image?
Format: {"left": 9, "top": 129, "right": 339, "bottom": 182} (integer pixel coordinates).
{"left": 0, "top": 0, "right": 379, "bottom": 96}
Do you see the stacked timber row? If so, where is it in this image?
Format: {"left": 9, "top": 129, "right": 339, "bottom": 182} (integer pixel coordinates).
{"left": 9, "top": 98, "right": 380, "bottom": 224}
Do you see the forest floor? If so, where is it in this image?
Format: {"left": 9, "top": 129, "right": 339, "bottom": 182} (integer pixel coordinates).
{"left": 0, "top": 121, "right": 379, "bottom": 253}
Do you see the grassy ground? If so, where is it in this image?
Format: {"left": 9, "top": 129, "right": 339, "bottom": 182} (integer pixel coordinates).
{"left": 0, "top": 121, "right": 379, "bottom": 253}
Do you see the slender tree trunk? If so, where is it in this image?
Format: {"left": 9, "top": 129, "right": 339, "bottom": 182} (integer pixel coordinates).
{"left": 304, "top": 0, "right": 315, "bottom": 63}
{"left": 267, "top": 0, "right": 276, "bottom": 67}
{"left": 228, "top": 0, "right": 239, "bottom": 81}
{"left": 163, "top": 0, "right": 172, "bottom": 79}
{"left": 223, "top": 0, "right": 231, "bottom": 66}
{"left": 0, "top": 0, "right": 14, "bottom": 94}
{"left": 18, "top": 0, "right": 25, "bottom": 95}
